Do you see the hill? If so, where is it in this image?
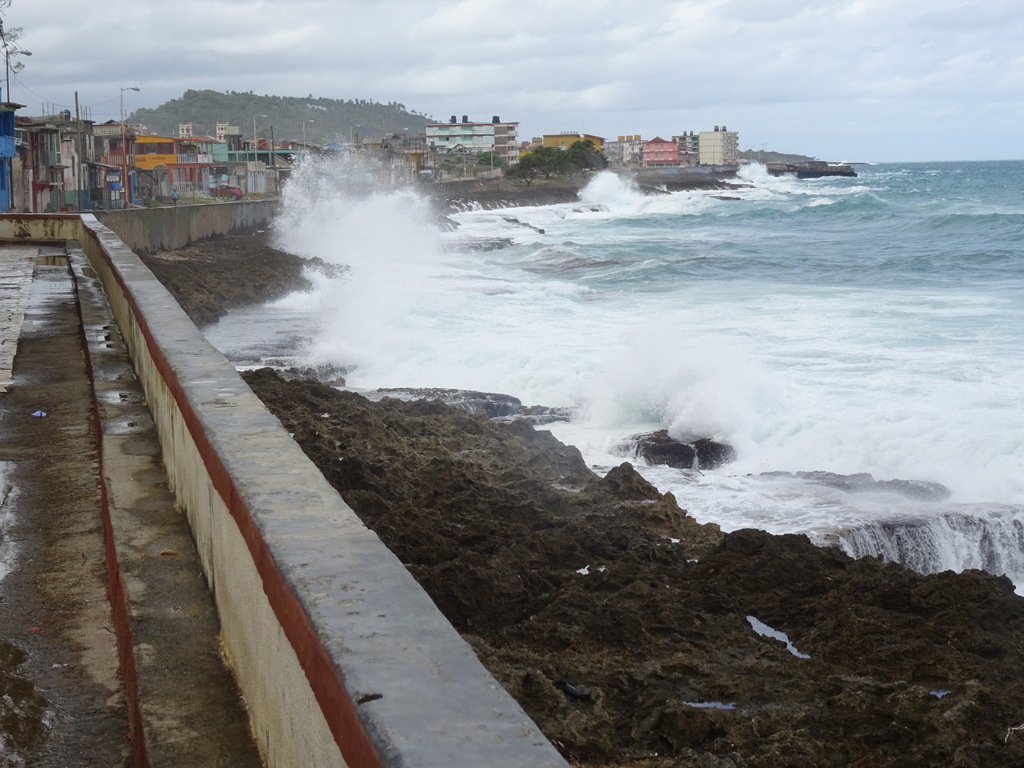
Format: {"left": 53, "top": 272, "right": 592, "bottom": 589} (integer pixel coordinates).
{"left": 129, "top": 89, "right": 435, "bottom": 144}
{"left": 738, "top": 148, "right": 818, "bottom": 164}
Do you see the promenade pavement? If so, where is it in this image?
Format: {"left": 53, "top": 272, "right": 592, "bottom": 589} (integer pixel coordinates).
{"left": 0, "top": 242, "right": 260, "bottom": 766}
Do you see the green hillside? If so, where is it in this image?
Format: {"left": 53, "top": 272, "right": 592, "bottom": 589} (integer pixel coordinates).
{"left": 738, "top": 148, "right": 817, "bottom": 164}
{"left": 129, "top": 89, "right": 435, "bottom": 144}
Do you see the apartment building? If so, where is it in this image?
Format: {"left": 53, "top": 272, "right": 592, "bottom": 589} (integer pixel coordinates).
{"left": 426, "top": 115, "right": 519, "bottom": 164}
{"left": 603, "top": 135, "right": 644, "bottom": 169}
{"left": 642, "top": 136, "right": 679, "bottom": 168}
{"left": 698, "top": 125, "right": 739, "bottom": 166}
{"left": 672, "top": 131, "right": 700, "bottom": 166}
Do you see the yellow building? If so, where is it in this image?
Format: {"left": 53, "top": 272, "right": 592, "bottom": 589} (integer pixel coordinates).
{"left": 541, "top": 132, "right": 606, "bottom": 151}
{"left": 132, "top": 136, "right": 178, "bottom": 170}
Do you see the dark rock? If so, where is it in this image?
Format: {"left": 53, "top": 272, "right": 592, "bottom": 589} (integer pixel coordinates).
{"left": 138, "top": 232, "right": 321, "bottom": 327}
{"left": 762, "top": 470, "right": 952, "bottom": 501}
{"left": 374, "top": 387, "right": 573, "bottom": 425}
{"left": 146, "top": 229, "right": 1024, "bottom": 768}
{"left": 121, "top": 189, "right": 1024, "bottom": 768}
{"left": 242, "top": 367, "right": 1024, "bottom": 768}
{"left": 448, "top": 238, "right": 515, "bottom": 253}
{"left": 553, "top": 680, "right": 591, "bottom": 701}
{"left": 625, "top": 430, "right": 737, "bottom": 471}
{"left": 503, "top": 217, "right": 546, "bottom": 235}
{"left": 278, "top": 364, "right": 348, "bottom": 387}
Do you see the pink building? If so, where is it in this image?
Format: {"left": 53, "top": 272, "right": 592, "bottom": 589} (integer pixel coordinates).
{"left": 642, "top": 136, "right": 679, "bottom": 168}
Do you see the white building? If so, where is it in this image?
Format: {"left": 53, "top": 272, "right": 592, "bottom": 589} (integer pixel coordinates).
{"left": 603, "top": 135, "right": 644, "bottom": 169}
{"left": 426, "top": 115, "right": 519, "bottom": 164}
{"left": 697, "top": 125, "right": 739, "bottom": 166}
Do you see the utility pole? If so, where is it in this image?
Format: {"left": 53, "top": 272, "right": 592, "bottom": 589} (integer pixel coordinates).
{"left": 119, "top": 86, "right": 139, "bottom": 208}
{"left": 75, "top": 91, "right": 84, "bottom": 210}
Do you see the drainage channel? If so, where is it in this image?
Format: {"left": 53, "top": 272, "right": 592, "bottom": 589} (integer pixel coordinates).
{"left": 0, "top": 243, "right": 261, "bottom": 767}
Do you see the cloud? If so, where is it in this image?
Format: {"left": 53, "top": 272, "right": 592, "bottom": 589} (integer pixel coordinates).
{"left": 6, "top": 0, "right": 1023, "bottom": 160}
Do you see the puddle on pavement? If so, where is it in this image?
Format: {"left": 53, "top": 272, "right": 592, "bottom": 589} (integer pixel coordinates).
{"left": 31, "top": 254, "right": 68, "bottom": 268}
{"left": 0, "top": 641, "right": 50, "bottom": 756}
{"left": 1, "top": 464, "right": 15, "bottom": 582}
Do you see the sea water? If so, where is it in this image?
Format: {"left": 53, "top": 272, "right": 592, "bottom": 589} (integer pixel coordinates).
{"left": 205, "top": 158, "right": 1024, "bottom": 586}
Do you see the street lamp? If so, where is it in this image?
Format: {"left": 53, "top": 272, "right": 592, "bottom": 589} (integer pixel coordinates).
{"left": 3, "top": 47, "right": 30, "bottom": 102}
{"left": 120, "top": 86, "right": 140, "bottom": 209}
{"left": 252, "top": 114, "right": 267, "bottom": 153}
{"left": 302, "top": 119, "right": 315, "bottom": 146}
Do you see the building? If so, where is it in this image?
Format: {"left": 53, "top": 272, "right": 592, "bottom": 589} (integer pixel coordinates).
{"left": 698, "top": 125, "right": 739, "bottom": 166}
{"left": 0, "top": 91, "right": 22, "bottom": 212}
{"left": 15, "top": 112, "right": 108, "bottom": 211}
{"left": 491, "top": 119, "right": 519, "bottom": 165}
{"left": 215, "top": 123, "right": 243, "bottom": 151}
{"left": 426, "top": 115, "right": 518, "bottom": 163}
{"left": 541, "top": 132, "right": 606, "bottom": 153}
{"left": 92, "top": 118, "right": 138, "bottom": 208}
{"left": 642, "top": 136, "right": 679, "bottom": 168}
{"left": 603, "top": 135, "right": 644, "bottom": 169}
{"left": 671, "top": 131, "right": 700, "bottom": 166}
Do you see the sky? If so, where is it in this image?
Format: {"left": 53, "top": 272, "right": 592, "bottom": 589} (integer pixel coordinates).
{"left": 4, "top": 0, "right": 1022, "bottom": 163}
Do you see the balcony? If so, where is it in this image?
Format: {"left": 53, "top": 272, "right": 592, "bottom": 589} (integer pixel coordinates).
{"left": 176, "top": 153, "right": 214, "bottom": 165}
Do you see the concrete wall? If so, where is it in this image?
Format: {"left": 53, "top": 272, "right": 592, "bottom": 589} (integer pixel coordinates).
{"left": 0, "top": 213, "right": 568, "bottom": 768}
{"left": 95, "top": 200, "right": 278, "bottom": 254}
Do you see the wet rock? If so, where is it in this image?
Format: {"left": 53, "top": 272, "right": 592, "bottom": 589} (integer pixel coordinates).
{"left": 278, "top": 364, "right": 348, "bottom": 387}
{"left": 448, "top": 238, "right": 515, "bottom": 253}
{"left": 763, "top": 470, "right": 952, "bottom": 501}
{"left": 139, "top": 232, "right": 323, "bottom": 327}
{"left": 503, "top": 217, "right": 546, "bottom": 234}
{"left": 374, "top": 387, "right": 572, "bottom": 425}
{"left": 241, "top": 329, "right": 1024, "bottom": 766}
{"left": 623, "top": 430, "right": 737, "bottom": 471}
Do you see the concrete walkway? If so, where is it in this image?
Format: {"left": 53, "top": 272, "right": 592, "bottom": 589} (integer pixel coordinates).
{"left": 0, "top": 243, "right": 261, "bottom": 766}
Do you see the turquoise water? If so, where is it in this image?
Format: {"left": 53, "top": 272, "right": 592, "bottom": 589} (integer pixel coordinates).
{"left": 207, "top": 159, "right": 1024, "bottom": 585}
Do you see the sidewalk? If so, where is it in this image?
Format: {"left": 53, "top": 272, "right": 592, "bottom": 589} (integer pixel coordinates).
{"left": 0, "top": 242, "right": 260, "bottom": 766}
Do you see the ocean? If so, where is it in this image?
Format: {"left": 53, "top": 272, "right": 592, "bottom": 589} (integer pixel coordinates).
{"left": 205, "top": 158, "right": 1024, "bottom": 588}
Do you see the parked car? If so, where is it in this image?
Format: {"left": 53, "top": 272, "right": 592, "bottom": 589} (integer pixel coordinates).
{"left": 212, "top": 185, "right": 244, "bottom": 200}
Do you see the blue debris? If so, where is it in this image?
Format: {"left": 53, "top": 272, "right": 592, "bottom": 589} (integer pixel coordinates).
{"left": 685, "top": 701, "right": 735, "bottom": 710}
{"left": 554, "top": 679, "right": 592, "bottom": 701}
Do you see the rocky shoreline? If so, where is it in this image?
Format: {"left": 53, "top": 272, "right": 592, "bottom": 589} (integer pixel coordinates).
{"left": 141, "top": 179, "right": 1024, "bottom": 767}
{"left": 243, "top": 370, "right": 1024, "bottom": 768}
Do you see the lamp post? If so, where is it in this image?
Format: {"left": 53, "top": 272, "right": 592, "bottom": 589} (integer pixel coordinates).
{"left": 120, "top": 86, "right": 140, "bottom": 208}
{"left": 3, "top": 46, "right": 30, "bottom": 102}
{"left": 302, "top": 119, "right": 315, "bottom": 147}
{"left": 252, "top": 114, "right": 267, "bottom": 155}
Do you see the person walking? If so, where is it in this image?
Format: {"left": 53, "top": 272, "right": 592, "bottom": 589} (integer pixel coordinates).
{"left": 171, "top": 188, "right": 179, "bottom": 206}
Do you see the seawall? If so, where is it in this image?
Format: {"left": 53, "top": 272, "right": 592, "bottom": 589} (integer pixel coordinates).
{"left": 95, "top": 199, "right": 278, "bottom": 253}
{"left": 0, "top": 211, "right": 568, "bottom": 768}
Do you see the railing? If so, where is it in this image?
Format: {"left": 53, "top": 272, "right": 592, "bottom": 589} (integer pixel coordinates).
{"left": 106, "top": 149, "right": 133, "bottom": 166}
{"left": 176, "top": 153, "right": 214, "bottom": 164}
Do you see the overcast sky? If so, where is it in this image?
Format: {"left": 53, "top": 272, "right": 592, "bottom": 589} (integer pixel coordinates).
{"left": 5, "top": 0, "right": 1022, "bottom": 162}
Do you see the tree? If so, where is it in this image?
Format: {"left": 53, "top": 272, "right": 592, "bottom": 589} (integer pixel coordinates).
{"left": 505, "top": 142, "right": 606, "bottom": 184}
{"left": 504, "top": 151, "right": 547, "bottom": 185}
{"left": 0, "top": 17, "right": 28, "bottom": 97}
{"left": 475, "top": 151, "right": 506, "bottom": 170}
{"left": 565, "top": 140, "right": 607, "bottom": 174}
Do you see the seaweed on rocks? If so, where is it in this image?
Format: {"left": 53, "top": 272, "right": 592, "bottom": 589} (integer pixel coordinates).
{"left": 244, "top": 367, "right": 1024, "bottom": 768}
